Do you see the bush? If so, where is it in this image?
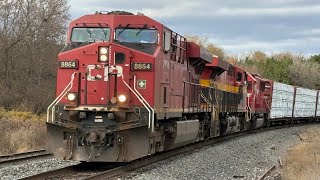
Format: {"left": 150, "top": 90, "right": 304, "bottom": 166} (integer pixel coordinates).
{"left": 0, "top": 108, "right": 46, "bottom": 155}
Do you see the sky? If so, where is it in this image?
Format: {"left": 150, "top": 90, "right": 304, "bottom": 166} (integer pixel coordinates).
{"left": 68, "top": 0, "right": 320, "bottom": 57}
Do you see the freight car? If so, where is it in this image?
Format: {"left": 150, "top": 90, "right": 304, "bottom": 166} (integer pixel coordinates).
{"left": 46, "top": 11, "right": 320, "bottom": 162}
{"left": 269, "top": 82, "right": 320, "bottom": 124}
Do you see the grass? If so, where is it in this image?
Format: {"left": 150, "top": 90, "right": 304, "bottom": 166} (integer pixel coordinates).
{"left": 0, "top": 108, "right": 46, "bottom": 155}
{"left": 281, "top": 127, "right": 320, "bottom": 180}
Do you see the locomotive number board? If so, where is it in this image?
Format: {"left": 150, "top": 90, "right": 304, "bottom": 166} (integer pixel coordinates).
{"left": 131, "top": 62, "right": 153, "bottom": 71}
{"left": 59, "top": 60, "right": 78, "bottom": 69}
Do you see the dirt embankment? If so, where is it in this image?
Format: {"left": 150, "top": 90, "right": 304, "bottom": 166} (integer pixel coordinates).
{"left": 281, "top": 126, "right": 320, "bottom": 180}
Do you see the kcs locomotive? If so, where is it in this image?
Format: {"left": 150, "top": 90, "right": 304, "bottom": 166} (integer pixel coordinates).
{"left": 46, "top": 11, "right": 320, "bottom": 162}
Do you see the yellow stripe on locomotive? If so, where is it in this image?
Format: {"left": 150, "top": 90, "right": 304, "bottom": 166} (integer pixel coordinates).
{"left": 200, "top": 79, "right": 239, "bottom": 94}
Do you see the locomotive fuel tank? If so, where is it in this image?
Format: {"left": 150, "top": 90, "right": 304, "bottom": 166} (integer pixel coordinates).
{"left": 164, "top": 120, "right": 201, "bottom": 150}
{"left": 253, "top": 118, "right": 264, "bottom": 129}
{"left": 251, "top": 113, "right": 266, "bottom": 129}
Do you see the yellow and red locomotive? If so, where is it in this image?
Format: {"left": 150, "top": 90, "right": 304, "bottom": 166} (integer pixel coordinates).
{"left": 46, "top": 11, "right": 320, "bottom": 162}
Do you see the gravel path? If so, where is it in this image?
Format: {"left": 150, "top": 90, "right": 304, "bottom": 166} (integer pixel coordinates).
{"left": 0, "top": 156, "right": 78, "bottom": 179}
{"left": 117, "top": 124, "right": 320, "bottom": 180}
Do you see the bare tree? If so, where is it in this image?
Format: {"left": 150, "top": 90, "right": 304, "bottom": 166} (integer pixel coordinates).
{"left": 0, "top": 0, "right": 70, "bottom": 113}
{"left": 289, "top": 60, "right": 320, "bottom": 89}
{"left": 250, "top": 50, "right": 267, "bottom": 62}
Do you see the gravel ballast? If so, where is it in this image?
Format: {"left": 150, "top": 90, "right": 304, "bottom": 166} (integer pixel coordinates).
{"left": 0, "top": 156, "right": 78, "bottom": 179}
{"left": 118, "top": 124, "right": 320, "bottom": 180}
{"left": 1, "top": 124, "right": 318, "bottom": 180}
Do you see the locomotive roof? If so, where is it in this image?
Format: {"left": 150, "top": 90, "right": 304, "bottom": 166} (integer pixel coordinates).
{"left": 69, "top": 12, "right": 163, "bottom": 29}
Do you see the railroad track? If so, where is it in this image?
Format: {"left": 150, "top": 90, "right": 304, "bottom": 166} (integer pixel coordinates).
{"left": 21, "top": 122, "right": 318, "bottom": 180}
{"left": 258, "top": 165, "right": 276, "bottom": 180}
{"left": 20, "top": 162, "right": 120, "bottom": 180}
{"left": 0, "top": 149, "right": 52, "bottom": 165}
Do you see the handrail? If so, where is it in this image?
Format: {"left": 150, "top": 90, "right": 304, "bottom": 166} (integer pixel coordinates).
{"left": 184, "top": 80, "right": 217, "bottom": 89}
{"left": 121, "top": 75, "right": 154, "bottom": 133}
{"left": 133, "top": 76, "right": 154, "bottom": 134}
{"left": 200, "top": 91, "right": 211, "bottom": 107}
{"left": 47, "top": 73, "right": 76, "bottom": 123}
{"left": 208, "top": 88, "right": 213, "bottom": 102}
{"left": 246, "top": 95, "right": 252, "bottom": 121}
{"left": 185, "top": 81, "right": 215, "bottom": 112}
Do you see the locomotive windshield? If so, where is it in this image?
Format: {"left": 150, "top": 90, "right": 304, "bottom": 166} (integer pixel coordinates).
{"left": 115, "top": 28, "right": 158, "bottom": 43}
{"left": 71, "top": 27, "right": 110, "bottom": 42}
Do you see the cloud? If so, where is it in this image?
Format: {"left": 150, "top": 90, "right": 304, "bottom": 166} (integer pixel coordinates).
{"left": 215, "top": 5, "right": 320, "bottom": 17}
{"left": 295, "top": 28, "right": 320, "bottom": 36}
{"left": 68, "top": 0, "right": 320, "bottom": 56}
{"left": 140, "top": 4, "right": 320, "bottom": 19}
{"left": 221, "top": 36, "right": 320, "bottom": 54}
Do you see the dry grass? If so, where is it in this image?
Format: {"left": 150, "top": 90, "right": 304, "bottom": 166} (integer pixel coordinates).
{"left": 281, "top": 127, "right": 320, "bottom": 180}
{"left": 0, "top": 108, "right": 46, "bottom": 155}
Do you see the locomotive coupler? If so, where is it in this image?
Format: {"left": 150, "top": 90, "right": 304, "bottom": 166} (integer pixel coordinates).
{"left": 83, "top": 130, "right": 115, "bottom": 160}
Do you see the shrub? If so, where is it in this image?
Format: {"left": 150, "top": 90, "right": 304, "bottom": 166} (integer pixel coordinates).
{"left": 0, "top": 108, "right": 46, "bottom": 155}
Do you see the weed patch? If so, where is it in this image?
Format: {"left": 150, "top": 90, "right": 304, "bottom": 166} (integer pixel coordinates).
{"left": 0, "top": 108, "right": 46, "bottom": 155}
{"left": 281, "top": 127, "right": 320, "bottom": 180}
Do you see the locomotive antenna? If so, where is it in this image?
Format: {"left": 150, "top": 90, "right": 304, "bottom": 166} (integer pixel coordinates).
{"left": 137, "top": 12, "right": 144, "bottom": 15}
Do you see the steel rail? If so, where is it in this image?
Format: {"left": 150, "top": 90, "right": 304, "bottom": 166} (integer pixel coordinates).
{"left": 20, "top": 165, "right": 78, "bottom": 180}
{"left": 0, "top": 149, "right": 51, "bottom": 164}
{"left": 258, "top": 165, "right": 276, "bottom": 180}
{"left": 20, "top": 162, "right": 119, "bottom": 180}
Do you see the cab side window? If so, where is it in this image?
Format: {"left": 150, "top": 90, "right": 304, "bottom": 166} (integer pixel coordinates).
{"left": 248, "top": 82, "right": 252, "bottom": 91}
{"left": 236, "top": 72, "right": 242, "bottom": 82}
{"left": 260, "top": 82, "right": 265, "bottom": 91}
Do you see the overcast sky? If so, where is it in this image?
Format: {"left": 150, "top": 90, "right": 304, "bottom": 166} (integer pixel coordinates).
{"left": 69, "top": 0, "right": 320, "bottom": 57}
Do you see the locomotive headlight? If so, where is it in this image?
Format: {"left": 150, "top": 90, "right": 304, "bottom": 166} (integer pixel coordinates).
{"left": 98, "top": 46, "right": 109, "bottom": 62}
{"left": 67, "top": 93, "right": 77, "bottom": 101}
{"left": 118, "top": 94, "right": 127, "bottom": 103}
{"left": 100, "top": 47, "right": 108, "bottom": 54}
{"left": 100, "top": 55, "right": 108, "bottom": 62}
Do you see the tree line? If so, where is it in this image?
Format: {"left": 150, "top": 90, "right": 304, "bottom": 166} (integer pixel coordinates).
{"left": 186, "top": 35, "right": 320, "bottom": 90}
{"left": 0, "top": 0, "right": 69, "bottom": 114}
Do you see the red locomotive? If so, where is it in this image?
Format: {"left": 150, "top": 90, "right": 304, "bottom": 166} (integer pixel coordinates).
{"left": 47, "top": 11, "right": 320, "bottom": 162}
{"left": 246, "top": 73, "right": 273, "bottom": 127}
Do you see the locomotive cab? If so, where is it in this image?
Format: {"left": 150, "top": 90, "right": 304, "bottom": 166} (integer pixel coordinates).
{"left": 57, "top": 11, "right": 161, "bottom": 107}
